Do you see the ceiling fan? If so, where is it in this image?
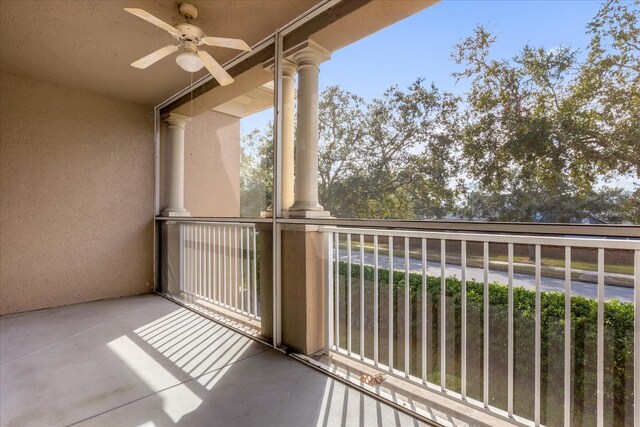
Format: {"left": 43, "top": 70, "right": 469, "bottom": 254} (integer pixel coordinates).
{"left": 125, "top": 3, "right": 251, "bottom": 86}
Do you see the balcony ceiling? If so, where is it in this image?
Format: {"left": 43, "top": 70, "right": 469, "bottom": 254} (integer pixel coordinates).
{"left": 0, "top": 0, "right": 321, "bottom": 107}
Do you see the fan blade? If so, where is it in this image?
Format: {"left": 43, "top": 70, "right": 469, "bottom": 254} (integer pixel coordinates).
{"left": 198, "top": 50, "right": 234, "bottom": 86}
{"left": 124, "top": 8, "right": 182, "bottom": 38}
{"left": 131, "top": 45, "right": 180, "bottom": 69}
{"left": 201, "top": 37, "right": 251, "bottom": 51}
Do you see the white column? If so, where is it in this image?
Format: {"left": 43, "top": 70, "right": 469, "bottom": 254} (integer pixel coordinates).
{"left": 162, "top": 113, "right": 191, "bottom": 217}
{"left": 290, "top": 41, "right": 331, "bottom": 218}
{"left": 281, "top": 59, "right": 297, "bottom": 214}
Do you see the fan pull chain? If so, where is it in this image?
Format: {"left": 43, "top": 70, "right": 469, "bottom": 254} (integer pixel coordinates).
{"left": 190, "top": 72, "right": 193, "bottom": 121}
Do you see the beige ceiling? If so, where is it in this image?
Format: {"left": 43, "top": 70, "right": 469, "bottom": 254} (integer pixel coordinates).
{"left": 0, "top": 0, "right": 320, "bottom": 107}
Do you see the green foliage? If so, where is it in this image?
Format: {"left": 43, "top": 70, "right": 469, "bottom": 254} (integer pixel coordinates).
{"left": 240, "top": 127, "right": 273, "bottom": 217}
{"left": 458, "top": 179, "right": 633, "bottom": 223}
{"left": 452, "top": 0, "right": 639, "bottom": 223}
{"left": 318, "top": 81, "right": 460, "bottom": 219}
{"left": 336, "top": 261, "right": 634, "bottom": 425}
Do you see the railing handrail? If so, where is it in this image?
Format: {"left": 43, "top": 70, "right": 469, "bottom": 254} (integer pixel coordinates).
{"left": 156, "top": 216, "right": 272, "bottom": 224}
{"left": 284, "top": 218, "right": 640, "bottom": 238}
{"left": 318, "top": 226, "right": 640, "bottom": 250}
{"left": 157, "top": 216, "right": 640, "bottom": 238}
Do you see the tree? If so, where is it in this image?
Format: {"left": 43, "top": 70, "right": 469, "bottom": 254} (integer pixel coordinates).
{"left": 459, "top": 176, "right": 631, "bottom": 223}
{"left": 318, "top": 86, "right": 367, "bottom": 214}
{"left": 452, "top": 0, "right": 639, "bottom": 222}
{"left": 317, "top": 80, "right": 460, "bottom": 219}
{"left": 240, "top": 127, "right": 273, "bottom": 217}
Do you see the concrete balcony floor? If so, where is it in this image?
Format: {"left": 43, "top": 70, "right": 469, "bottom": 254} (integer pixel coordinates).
{"left": 0, "top": 294, "right": 429, "bottom": 427}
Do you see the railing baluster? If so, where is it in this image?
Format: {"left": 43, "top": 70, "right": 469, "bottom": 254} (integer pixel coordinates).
{"left": 483, "top": 241, "right": 489, "bottom": 407}
{"left": 180, "top": 224, "right": 189, "bottom": 299}
{"left": 327, "top": 230, "right": 334, "bottom": 352}
{"left": 347, "top": 233, "right": 352, "bottom": 356}
{"left": 200, "top": 225, "right": 204, "bottom": 298}
{"left": 217, "top": 225, "right": 221, "bottom": 305}
{"left": 335, "top": 232, "right": 340, "bottom": 351}
{"left": 564, "top": 246, "right": 571, "bottom": 427}
{"left": 179, "top": 224, "right": 184, "bottom": 294}
{"left": 374, "top": 235, "right": 379, "bottom": 366}
{"left": 192, "top": 225, "right": 196, "bottom": 303}
{"left": 203, "top": 226, "right": 208, "bottom": 301}
{"left": 210, "top": 226, "right": 214, "bottom": 302}
{"left": 192, "top": 225, "right": 196, "bottom": 299}
{"left": 461, "top": 240, "right": 466, "bottom": 398}
{"left": 223, "top": 226, "right": 228, "bottom": 307}
{"left": 196, "top": 225, "right": 201, "bottom": 299}
{"left": 211, "top": 226, "right": 215, "bottom": 302}
{"left": 360, "top": 234, "right": 365, "bottom": 360}
{"left": 389, "top": 236, "right": 394, "bottom": 372}
{"left": 634, "top": 250, "right": 639, "bottom": 425}
{"left": 200, "top": 225, "right": 204, "bottom": 299}
{"left": 212, "top": 226, "right": 216, "bottom": 302}
{"left": 185, "top": 225, "right": 190, "bottom": 302}
{"left": 232, "top": 226, "right": 236, "bottom": 309}
{"left": 535, "top": 244, "right": 541, "bottom": 426}
{"left": 597, "top": 248, "right": 604, "bottom": 427}
{"left": 203, "top": 225, "right": 208, "bottom": 301}
{"left": 508, "top": 243, "right": 514, "bottom": 417}
{"left": 252, "top": 227, "right": 257, "bottom": 318}
{"left": 188, "top": 225, "right": 193, "bottom": 303}
{"left": 226, "top": 225, "right": 230, "bottom": 307}
{"left": 229, "top": 226, "right": 233, "bottom": 308}
{"left": 238, "top": 226, "right": 242, "bottom": 312}
{"left": 441, "top": 239, "right": 446, "bottom": 391}
{"left": 405, "top": 237, "right": 410, "bottom": 377}
{"left": 204, "top": 225, "right": 208, "bottom": 300}
{"left": 246, "top": 226, "right": 251, "bottom": 316}
{"left": 422, "top": 238, "right": 427, "bottom": 384}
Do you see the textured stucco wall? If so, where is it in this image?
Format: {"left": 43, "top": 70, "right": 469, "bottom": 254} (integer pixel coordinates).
{"left": 0, "top": 72, "right": 155, "bottom": 315}
{"left": 160, "top": 110, "right": 240, "bottom": 217}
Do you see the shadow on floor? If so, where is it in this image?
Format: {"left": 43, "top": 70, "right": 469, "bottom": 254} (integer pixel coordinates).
{"left": 1, "top": 294, "right": 430, "bottom": 427}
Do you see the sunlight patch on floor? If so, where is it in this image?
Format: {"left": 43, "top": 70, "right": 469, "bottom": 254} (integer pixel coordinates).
{"left": 107, "top": 335, "right": 202, "bottom": 422}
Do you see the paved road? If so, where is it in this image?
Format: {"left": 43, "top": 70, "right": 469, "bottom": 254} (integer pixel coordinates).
{"left": 340, "top": 248, "right": 633, "bottom": 303}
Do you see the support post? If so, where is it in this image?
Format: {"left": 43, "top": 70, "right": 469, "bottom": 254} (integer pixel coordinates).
{"left": 162, "top": 113, "right": 191, "bottom": 217}
{"left": 289, "top": 40, "right": 331, "bottom": 218}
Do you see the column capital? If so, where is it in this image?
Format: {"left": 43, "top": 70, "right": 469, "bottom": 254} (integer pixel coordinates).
{"left": 290, "top": 39, "right": 331, "bottom": 68}
{"left": 263, "top": 58, "right": 297, "bottom": 77}
{"left": 162, "top": 113, "right": 191, "bottom": 128}
{"left": 281, "top": 59, "right": 297, "bottom": 77}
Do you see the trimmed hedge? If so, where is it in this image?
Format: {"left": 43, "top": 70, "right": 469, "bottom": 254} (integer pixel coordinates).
{"left": 336, "top": 262, "right": 634, "bottom": 426}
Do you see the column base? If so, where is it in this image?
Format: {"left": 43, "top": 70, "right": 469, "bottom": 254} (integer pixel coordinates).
{"left": 162, "top": 210, "right": 191, "bottom": 217}
{"left": 261, "top": 209, "right": 298, "bottom": 218}
{"left": 289, "top": 210, "right": 332, "bottom": 219}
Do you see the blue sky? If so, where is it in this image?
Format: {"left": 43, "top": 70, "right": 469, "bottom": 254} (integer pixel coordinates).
{"left": 240, "top": 0, "right": 634, "bottom": 188}
{"left": 319, "top": 0, "right": 602, "bottom": 99}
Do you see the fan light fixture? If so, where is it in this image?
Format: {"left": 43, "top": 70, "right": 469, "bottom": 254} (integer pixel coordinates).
{"left": 175, "top": 51, "right": 204, "bottom": 72}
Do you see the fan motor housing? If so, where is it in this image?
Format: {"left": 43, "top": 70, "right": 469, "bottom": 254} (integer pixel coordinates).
{"left": 175, "top": 23, "right": 204, "bottom": 43}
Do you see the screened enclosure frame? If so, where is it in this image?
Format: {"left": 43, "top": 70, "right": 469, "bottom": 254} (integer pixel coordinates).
{"left": 151, "top": 1, "right": 640, "bottom": 425}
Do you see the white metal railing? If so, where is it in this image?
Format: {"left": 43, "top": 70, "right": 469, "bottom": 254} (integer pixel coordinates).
{"left": 320, "top": 226, "right": 640, "bottom": 427}
{"left": 180, "top": 222, "right": 260, "bottom": 320}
